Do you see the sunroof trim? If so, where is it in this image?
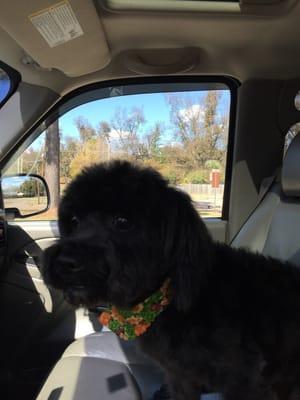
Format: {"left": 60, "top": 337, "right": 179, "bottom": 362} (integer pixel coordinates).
{"left": 102, "top": 0, "right": 241, "bottom": 13}
{"left": 99, "top": 0, "right": 296, "bottom": 15}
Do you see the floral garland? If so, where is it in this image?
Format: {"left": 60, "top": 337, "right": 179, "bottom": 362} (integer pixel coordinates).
{"left": 98, "top": 279, "right": 171, "bottom": 340}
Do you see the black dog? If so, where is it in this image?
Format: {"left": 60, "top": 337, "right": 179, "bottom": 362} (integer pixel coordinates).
{"left": 43, "top": 160, "right": 300, "bottom": 400}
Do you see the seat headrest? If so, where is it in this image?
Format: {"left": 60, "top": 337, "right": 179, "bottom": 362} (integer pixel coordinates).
{"left": 282, "top": 133, "right": 300, "bottom": 197}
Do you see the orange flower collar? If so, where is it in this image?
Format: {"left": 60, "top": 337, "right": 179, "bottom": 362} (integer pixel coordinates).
{"left": 98, "top": 279, "right": 171, "bottom": 340}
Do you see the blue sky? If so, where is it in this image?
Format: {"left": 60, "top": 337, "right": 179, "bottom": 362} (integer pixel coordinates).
{"left": 0, "top": 75, "right": 10, "bottom": 103}
{"left": 60, "top": 93, "right": 170, "bottom": 137}
{"left": 59, "top": 90, "right": 231, "bottom": 144}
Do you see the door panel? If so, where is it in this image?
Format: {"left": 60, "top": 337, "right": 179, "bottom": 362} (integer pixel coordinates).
{"left": 204, "top": 218, "right": 227, "bottom": 243}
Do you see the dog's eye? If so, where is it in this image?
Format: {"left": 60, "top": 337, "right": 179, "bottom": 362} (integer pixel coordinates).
{"left": 113, "top": 216, "right": 132, "bottom": 231}
{"left": 71, "top": 216, "right": 79, "bottom": 230}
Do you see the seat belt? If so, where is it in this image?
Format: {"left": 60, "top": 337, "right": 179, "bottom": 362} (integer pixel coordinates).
{"left": 256, "top": 168, "right": 281, "bottom": 205}
{"left": 230, "top": 168, "right": 281, "bottom": 245}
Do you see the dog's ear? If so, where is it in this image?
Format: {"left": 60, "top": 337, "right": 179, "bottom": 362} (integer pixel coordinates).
{"left": 162, "top": 188, "right": 213, "bottom": 313}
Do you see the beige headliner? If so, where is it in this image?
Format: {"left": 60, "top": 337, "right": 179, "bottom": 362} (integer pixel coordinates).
{"left": 0, "top": 0, "right": 300, "bottom": 96}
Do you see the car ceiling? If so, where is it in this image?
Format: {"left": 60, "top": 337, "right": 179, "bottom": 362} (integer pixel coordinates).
{"left": 0, "top": 0, "right": 300, "bottom": 96}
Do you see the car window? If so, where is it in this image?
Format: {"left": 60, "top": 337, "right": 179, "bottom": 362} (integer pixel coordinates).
{"left": 3, "top": 81, "right": 232, "bottom": 220}
{"left": 0, "top": 61, "right": 20, "bottom": 108}
{"left": 0, "top": 68, "right": 10, "bottom": 103}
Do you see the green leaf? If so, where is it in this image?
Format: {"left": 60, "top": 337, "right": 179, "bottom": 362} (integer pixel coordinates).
{"left": 124, "top": 324, "right": 135, "bottom": 340}
{"left": 109, "top": 319, "right": 121, "bottom": 331}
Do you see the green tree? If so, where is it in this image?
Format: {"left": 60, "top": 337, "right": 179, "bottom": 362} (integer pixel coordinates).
{"left": 19, "top": 179, "right": 46, "bottom": 197}
{"left": 205, "top": 159, "right": 221, "bottom": 170}
{"left": 145, "top": 122, "right": 164, "bottom": 159}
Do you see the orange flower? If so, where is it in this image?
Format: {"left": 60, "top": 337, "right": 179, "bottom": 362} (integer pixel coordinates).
{"left": 134, "top": 323, "right": 151, "bottom": 336}
{"left": 111, "top": 306, "right": 119, "bottom": 316}
{"left": 132, "top": 304, "right": 144, "bottom": 313}
{"left": 99, "top": 312, "right": 111, "bottom": 326}
{"left": 111, "top": 306, "right": 125, "bottom": 323}
{"left": 127, "top": 316, "right": 142, "bottom": 325}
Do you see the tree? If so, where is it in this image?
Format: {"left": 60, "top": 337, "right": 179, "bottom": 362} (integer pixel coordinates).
{"left": 166, "top": 95, "right": 203, "bottom": 144}
{"left": 145, "top": 122, "right": 164, "bottom": 160}
{"left": 69, "top": 137, "right": 109, "bottom": 178}
{"left": 203, "top": 91, "right": 228, "bottom": 162}
{"left": 74, "top": 116, "right": 96, "bottom": 142}
{"left": 165, "top": 92, "right": 227, "bottom": 169}
{"left": 109, "top": 107, "right": 147, "bottom": 160}
{"left": 44, "top": 120, "right": 60, "bottom": 209}
{"left": 102, "top": 108, "right": 166, "bottom": 162}
{"left": 97, "top": 121, "right": 111, "bottom": 142}
{"left": 60, "top": 136, "right": 80, "bottom": 183}
{"left": 205, "top": 159, "right": 221, "bottom": 170}
{"left": 19, "top": 179, "right": 45, "bottom": 197}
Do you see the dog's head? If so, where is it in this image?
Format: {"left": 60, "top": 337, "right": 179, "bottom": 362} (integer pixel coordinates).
{"left": 43, "top": 160, "right": 213, "bottom": 311}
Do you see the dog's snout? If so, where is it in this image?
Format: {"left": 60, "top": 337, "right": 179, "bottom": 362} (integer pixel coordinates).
{"left": 59, "top": 255, "right": 83, "bottom": 273}
{"left": 44, "top": 243, "right": 84, "bottom": 276}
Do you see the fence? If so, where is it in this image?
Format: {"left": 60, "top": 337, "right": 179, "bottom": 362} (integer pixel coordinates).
{"left": 178, "top": 183, "right": 224, "bottom": 196}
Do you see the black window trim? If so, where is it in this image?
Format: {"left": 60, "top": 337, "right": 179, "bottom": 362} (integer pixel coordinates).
{"left": 1, "top": 75, "right": 239, "bottom": 220}
{"left": 0, "top": 60, "right": 21, "bottom": 109}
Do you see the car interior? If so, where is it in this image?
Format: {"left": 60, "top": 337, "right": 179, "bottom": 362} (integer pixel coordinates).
{"left": 1, "top": 0, "right": 300, "bottom": 399}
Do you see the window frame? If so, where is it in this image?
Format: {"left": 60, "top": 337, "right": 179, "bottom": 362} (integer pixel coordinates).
{"left": 0, "top": 60, "right": 21, "bottom": 109}
{"left": 1, "top": 75, "right": 239, "bottom": 220}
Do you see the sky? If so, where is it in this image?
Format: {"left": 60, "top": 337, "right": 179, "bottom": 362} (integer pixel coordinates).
{"left": 31, "top": 89, "right": 231, "bottom": 151}
{"left": 0, "top": 74, "right": 10, "bottom": 103}
{"left": 58, "top": 90, "right": 231, "bottom": 144}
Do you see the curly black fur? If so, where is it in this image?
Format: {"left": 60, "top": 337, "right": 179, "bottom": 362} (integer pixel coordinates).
{"left": 43, "top": 160, "right": 300, "bottom": 400}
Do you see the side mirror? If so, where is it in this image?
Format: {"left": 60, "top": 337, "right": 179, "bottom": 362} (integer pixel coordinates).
{"left": 1, "top": 174, "right": 50, "bottom": 219}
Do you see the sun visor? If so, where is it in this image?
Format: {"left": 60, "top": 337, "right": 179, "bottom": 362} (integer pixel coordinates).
{"left": 0, "top": 0, "right": 111, "bottom": 77}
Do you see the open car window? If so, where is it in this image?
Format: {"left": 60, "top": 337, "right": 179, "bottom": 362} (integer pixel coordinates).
{"left": 3, "top": 77, "right": 237, "bottom": 221}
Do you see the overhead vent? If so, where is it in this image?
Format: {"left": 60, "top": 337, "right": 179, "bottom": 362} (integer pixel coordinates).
{"left": 99, "top": 0, "right": 297, "bottom": 15}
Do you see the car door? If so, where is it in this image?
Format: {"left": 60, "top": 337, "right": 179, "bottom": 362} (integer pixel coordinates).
{"left": 0, "top": 76, "right": 237, "bottom": 397}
